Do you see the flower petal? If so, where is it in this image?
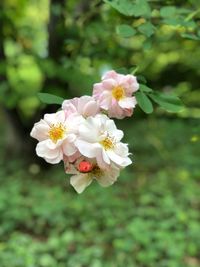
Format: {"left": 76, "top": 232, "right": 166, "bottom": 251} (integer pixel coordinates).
{"left": 97, "top": 166, "right": 120, "bottom": 187}
{"left": 118, "top": 97, "right": 137, "bottom": 109}
{"left": 107, "top": 150, "right": 132, "bottom": 167}
{"left": 70, "top": 174, "right": 93, "bottom": 193}
{"left": 36, "top": 141, "right": 63, "bottom": 164}
{"left": 75, "top": 140, "right": 101, "bottom": 158}
{"left": 30, "top": 119, "right": 49, "bottom": 141}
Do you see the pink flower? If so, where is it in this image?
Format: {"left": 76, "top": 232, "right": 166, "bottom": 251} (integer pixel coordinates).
{"left": 62, "top": 95, "right": 100, "bottom": 117}
{"left": 93, "top": 70, "right": 139, "bottom": 119}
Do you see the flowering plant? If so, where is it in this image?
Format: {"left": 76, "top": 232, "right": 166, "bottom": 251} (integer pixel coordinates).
{"left": 31, "top": 70, "right": 183, "bottom": 193}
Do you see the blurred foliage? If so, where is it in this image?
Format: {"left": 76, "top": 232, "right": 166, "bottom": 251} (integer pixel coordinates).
{"left": 0, "top": 0, "right": 200, "bottom": 121}
{"left": 0, "top": 118, "right": 199, "bottom": 267}
{"left": 0, "top": 1, "right": 199, "bottom": 266}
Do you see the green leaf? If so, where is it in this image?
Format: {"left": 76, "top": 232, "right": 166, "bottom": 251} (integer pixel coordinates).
{"left": 135, "top": 91, "right": 153, "bottom": 113}
{"left": 160, "top": 6, "right": 177, "bottom": 18}
{"left": 138, "top": 22, "right": 155, "bottom": 37}
{"left": 103, "top": 0, "right": 151, "bottom": 17}
{"left": 116, "top": 24, "right": 136, "bottom": 38}
{"left": 131, "top": 0, "right": 151, "bottom": 17}
{"left": 149, "top": 92, "right": 184, "bottom": 112}
{"left": 137, "top": 75, "right": 147, "bottom": 84}
{"left": 130, "top": 65, "right": 139, "bottom": 74}
{"left": 163, "top": 18, "right": 182, "bottom": 26}
{"left": 38, "top": 93, "right": 64, "bottom": 105}
{"left": 103, "top": 0, "right": 135, "bottom": 16}
{"left": 115, "top": 67, "right": 128, "bottom": 74}
{"left": 181, "top": 33, "right": 200, "bottom": 41}
{"left": 139, "top": 84, "right": 153, "bottom": 93}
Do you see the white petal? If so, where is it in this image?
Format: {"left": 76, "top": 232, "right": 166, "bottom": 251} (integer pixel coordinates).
{"left": 119, "top": 97, "right": 137, "bottom": 109}
{"left": 45, "top": 152, "right": 63, "bottom": 164}
{"left": 62, "top": 138, "right": 77, "bottom": 156}
{"left": 75, "top": 140, "right": 101, "bottom": 158}
{"left": 30, "top": 119, "right": 49, "bottom": 141}
{"left": 102, "top": 149, "right": 110, "bottom": 164}
{"left": 36, "top": 141, "right": 63, "bottom": 164}
{"left": 78, "top": 119, "right": 99, "bottom": 142}
{"left": 44, "top": 110, "right": 65, "bottom": 126}
{"left": 114, "top": 143, "right": 129, "bottom": 157}
{"left": 67, "top": 115, "right": 84, "bottom": 134}
{"left": 105, "top": 119, "right": 117, "bottom": 132}
{"left": 97, "top": 166, "right": 120, "bottom": 187}
{"left": 70, "top": 174, "right": 93, "bottom": 193}
{"left": 107, "top": 150, "right": 132, "bottom": 167}
{"left": 113, "top": 129, "right": 124, "bottom": 142}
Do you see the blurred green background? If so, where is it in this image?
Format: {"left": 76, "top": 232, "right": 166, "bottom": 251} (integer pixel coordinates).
{"left": 0, "top": 0, "right": 199, "bottom": 266}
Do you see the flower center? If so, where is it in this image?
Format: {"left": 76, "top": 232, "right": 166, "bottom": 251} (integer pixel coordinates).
{"left": 112, "top": 86, "right": 125, "bottom": 101}
{"left": 100, "top": 136, "right": 115, "bottom": 150}
{"left": 90, "top": 165, "right": 103, "bottom": 178}
{"left": 49, "top": 123, "right": 66, "bottom": 143}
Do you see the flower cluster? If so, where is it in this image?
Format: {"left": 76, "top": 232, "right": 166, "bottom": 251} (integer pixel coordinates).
{"left": 31, "top": 70, "right": 139, "bottom": 193}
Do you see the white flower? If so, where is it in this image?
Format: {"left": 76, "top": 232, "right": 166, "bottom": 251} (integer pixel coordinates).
{"left": 66, "top": 157, "right": 120, "bottom": 193}
{"left": 75, "top": 114, "right": 132, "bottom": 168}
{"left": 30, "top": 110, "right": 83, "bottom": 164}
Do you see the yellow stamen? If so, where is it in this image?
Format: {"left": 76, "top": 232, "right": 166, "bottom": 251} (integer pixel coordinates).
{"left": 48, "top": 123, "right": 66, "bottom": 143}
{"left": 100, "top": 136, "right": 115, "bottom": 150}
{"left": 112, "top": 86, "right": 125, "bottom": 101}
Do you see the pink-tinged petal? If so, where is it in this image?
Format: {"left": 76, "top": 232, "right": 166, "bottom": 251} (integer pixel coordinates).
{"left": 93, "top": 83, "right": 104, "bottom": 97}
{"left": 102, "top": 79, "right": 116, "bottom": 90}
{"left": 83, "top": 99, "right": 99, "bottom": 117}
{"left": 124, "top": 108, "right": 133, "bottom": 117}
{"left": 118, "top": 97, "right": 137, "bottom": 109}
{"left": 75, "top": 140, "right": 101, "bottom": 158}
{"left": 98, "top": 91, "right": 112, "bottom": 110}
{"left": 70, "top": 174, "right": 93, "bottom": 193}
{"left": 30, "top": 119, "right": 49, "bottom": 141}
{"left": 77, "top": 96, "right": 91, "bottom": 111}
{"left": 62, "top": 102, "right": 77, "bottom": 117}
{"left": 68, "top": 151, "right": 81, "bottom": 163}
{"left": 107, "top": 103, "right": 124, "bottom": 119}
{"left": 102, "top": 70, "right": 118, "bottom": 80}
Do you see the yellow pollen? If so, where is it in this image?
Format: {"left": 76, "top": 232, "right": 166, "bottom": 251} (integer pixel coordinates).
{"left": 100, "top": 136, "right": 115, "bottom": 150}
{"left": 48, "top": 123, "right": 66, "bottom": 143}
{"left": 112, "top": 86, "right": 125, "bottom": 101}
